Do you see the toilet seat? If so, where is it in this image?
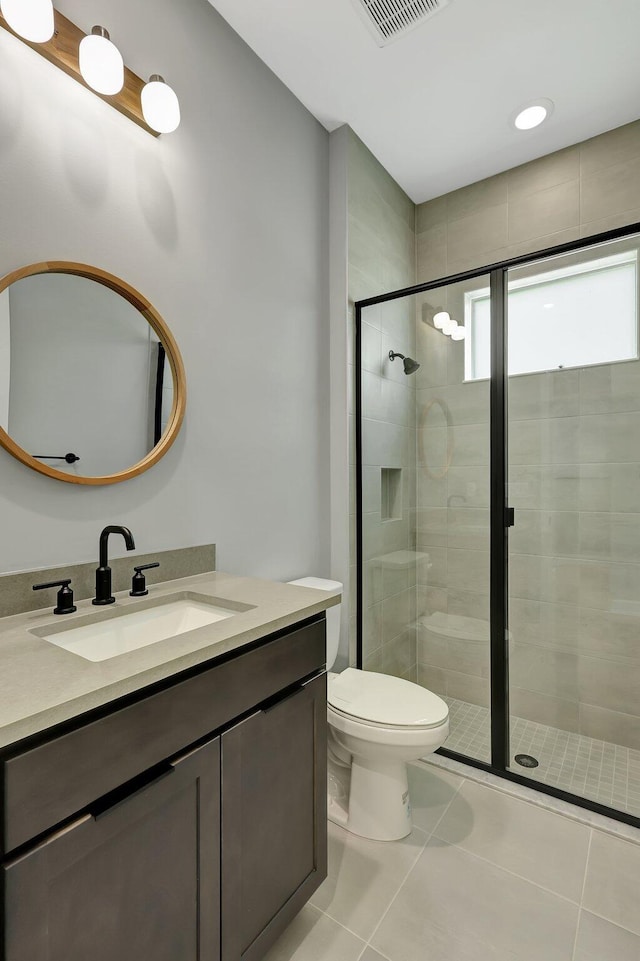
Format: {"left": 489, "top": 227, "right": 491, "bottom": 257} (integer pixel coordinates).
{"left": 328, "top": 702, "right": 449, "bottom": 750}
{"left": 328, "top": 668, "right": 449, "bottom": 730}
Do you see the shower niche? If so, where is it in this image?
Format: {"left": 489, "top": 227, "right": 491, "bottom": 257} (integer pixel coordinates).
{"left": 381, "top": 468, "right": 402, "bottom": 521}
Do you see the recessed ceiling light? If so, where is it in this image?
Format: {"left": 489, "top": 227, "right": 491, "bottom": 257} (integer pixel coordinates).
{"left": 512, "top": 98, "right": 554, "bottom": 131}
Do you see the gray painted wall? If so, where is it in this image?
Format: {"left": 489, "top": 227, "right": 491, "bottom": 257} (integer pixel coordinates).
{"left": 0, "top": 0, "right": 330, "bottom": 580}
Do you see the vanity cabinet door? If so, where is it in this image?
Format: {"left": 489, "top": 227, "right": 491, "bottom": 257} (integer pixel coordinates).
{"left": 221, "top": 673, "right": 327, "bottom": 961}
{"left": 3, "top": 738, "right": 220, "bottom": 961}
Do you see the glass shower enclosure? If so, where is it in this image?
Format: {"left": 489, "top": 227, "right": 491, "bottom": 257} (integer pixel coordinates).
{"left": 356, "top": 223, "right": 640, "bottom": 827}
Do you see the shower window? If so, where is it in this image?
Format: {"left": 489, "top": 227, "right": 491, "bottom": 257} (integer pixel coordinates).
{"left": 465, "top": 249, "right": 638, "bottom": 380}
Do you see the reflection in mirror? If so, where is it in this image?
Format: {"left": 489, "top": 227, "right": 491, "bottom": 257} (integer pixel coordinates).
{"left": 0, "top": 273, "right": 175, "bottom": 478}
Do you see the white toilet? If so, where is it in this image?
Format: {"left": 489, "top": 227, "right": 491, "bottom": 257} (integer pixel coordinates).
{"left": 288, "top": 577, "right": 449, "bottom": 842}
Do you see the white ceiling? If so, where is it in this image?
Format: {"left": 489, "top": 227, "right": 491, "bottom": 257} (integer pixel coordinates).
{"left": 206, "top": 0, "right": 640, "bottom": 203}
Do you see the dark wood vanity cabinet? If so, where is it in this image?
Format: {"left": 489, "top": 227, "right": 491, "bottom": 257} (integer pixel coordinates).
{"left": 4, "top": 739, "right": 221, "bottom": 961}
{"left": 0, "top": 616, "right": 328, "bottom": 961}
{"left": 221, "top": 674, "right": 327, "bottom": 961}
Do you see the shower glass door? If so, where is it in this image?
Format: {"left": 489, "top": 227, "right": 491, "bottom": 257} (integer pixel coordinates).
{"left": 505, "top": 233, "right": 640, "bottom": 818}
{"left": 358, "top": 274, "right": 492, "bottom": 763}
{"left": 357, "top": 222, "right": 640, "bottom": 825}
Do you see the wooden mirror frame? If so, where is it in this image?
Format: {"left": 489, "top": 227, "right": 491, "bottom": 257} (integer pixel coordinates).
{"left": 0, "top": 262, "right": 186, "bottom": 485}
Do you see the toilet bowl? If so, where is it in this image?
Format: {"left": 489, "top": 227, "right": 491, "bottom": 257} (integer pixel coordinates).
{"left": 287, "top": 577, "right": 449, "bottom": 841}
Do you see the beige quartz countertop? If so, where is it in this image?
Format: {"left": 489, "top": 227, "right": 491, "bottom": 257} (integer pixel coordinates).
{"left": 0, "top": 571, "right": 340, "bottom": 751}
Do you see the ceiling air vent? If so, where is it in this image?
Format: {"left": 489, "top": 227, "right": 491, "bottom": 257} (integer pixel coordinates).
{"left": 352, "top": 0, "right": 451, "bottom": 46}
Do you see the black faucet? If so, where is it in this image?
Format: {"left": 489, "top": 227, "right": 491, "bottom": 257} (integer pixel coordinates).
{"left": 93, "top": 525, "right": 136, "bottom": 605}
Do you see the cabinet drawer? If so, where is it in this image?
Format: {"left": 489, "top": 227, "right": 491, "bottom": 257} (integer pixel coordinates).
{"left": 2, "top": 617, "right": 325, "bottom": 854}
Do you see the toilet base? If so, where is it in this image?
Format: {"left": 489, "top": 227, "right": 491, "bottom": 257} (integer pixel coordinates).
{"left": 328, "top": 750, "right": 412, "bottom": 841}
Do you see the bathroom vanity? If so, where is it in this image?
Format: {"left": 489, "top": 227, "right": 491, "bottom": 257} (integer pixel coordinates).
{"left": 0, "top": 571, "right": 338, "bottom": 961}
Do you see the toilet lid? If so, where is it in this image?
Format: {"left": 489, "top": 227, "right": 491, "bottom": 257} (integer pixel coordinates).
{"left": 328, "top": 668, "right": 448, "bottom": 729}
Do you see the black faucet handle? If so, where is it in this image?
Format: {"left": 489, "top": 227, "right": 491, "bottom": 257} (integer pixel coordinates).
{"left": 130, "top": 562, "right": 160, "bottom": 597}
{"left": 33, "top": 579, "right": 77, "bottom": 615}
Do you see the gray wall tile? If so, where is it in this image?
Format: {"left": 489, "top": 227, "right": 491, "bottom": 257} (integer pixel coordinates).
{"left": 447, "top": 205, "right": 508, "bottom": 264}
{"left": 447, "top": 245, "right": 509, "bottom": 276}
{"left": 417, "top": 224, "right": 447, "bottom": 282}
{"left": 416, "top": 195, "right": 447, "bottom": 232}
{"left": 579, "top": 703, "right": 640, "bottom": 751}
{"left": 445, "top": 670, "right": 490, "bottom": 707}
{"left": 508, "top": 180, "right": 580, "bottom": 245}
{"left": 580, "top": 205, "right": 640, "bottom": 236}
{"left": 577, "top": 654, "right": 640, "bottom": 717}
{"left": 446, "top": 172, "right": 508, "bottom": 223}
{"left": 347, "top": 129, "right": 416, "bottom": 659}
{"left": 581, "top": 156, "right": 640, "bottom": 224}
{"left": 580, "top": 120, "right": 640, "bottom": 177}
{"left": 507, "top": 226, "right": 580, "bottom": 259}
{"left": 510, "top": 643, "right": 581, "bottom": 701}
{"left": 508, "top": 146, "right": 580, "bottom": 202}
{"left": 511, "top": 687, "right": 580, "bottom": 734}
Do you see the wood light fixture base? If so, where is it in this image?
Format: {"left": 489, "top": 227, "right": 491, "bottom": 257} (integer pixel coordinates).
{"left": 0, "top": 8, "right": 159, "bottom": 136}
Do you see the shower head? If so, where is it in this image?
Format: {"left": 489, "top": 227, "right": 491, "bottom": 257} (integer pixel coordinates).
{"left": 389, "top": 350, "right": 421, "bottom": 376}
{"left": 403, "top": 356, "right": 420, "bottom": 375}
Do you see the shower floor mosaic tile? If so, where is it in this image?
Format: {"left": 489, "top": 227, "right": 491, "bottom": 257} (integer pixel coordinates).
{"left": 444, "top": 697, "right": 640, "bottom": 819}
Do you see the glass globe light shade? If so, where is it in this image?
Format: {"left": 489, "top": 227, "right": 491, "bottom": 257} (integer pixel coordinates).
{"left": 443, "top": 318, "right": 459, "bottom": 336}
{"left": 141, "top": 75, "right": 181, "bottom": 134}
{"left": 450, "top": 326, "right": 466, "bottom": 341}
{"left": 433, "top": 311, "right": 450, "bottom": 330}
{"left": 1, "top": 0, "right": 54, "bottom": 43}
{"left": 79, "top": 27, "right": 124, "bottom": 96}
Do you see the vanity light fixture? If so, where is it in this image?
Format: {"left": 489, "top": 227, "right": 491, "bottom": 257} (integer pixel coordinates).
{"left": 442, "top": 317, "right": 458, "bottom": 336}
{"left": 432, "top": 309, "right": 464, "bottom": 341}
{"left": 0, "top": 7, "right": 181, "bottom": 136}
{"left": 79, "top": 26, "right": 124, "bottom": 96}
{"left": 0, "top": 0, "right": 54, "bottom": 43}
{"left": 512, "top": 98, "right": 554, "bottom": 131}
{"left": 141, "top": 75, "right": 181, "bottom": 134}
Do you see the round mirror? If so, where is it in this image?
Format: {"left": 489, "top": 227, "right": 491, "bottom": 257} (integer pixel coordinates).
{"left": 0, "top": 262, "right": 186, "bottom": 484}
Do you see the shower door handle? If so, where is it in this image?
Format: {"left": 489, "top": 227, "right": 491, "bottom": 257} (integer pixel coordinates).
{"left": 505, "top": 507, "right": 515, "bottom": 528}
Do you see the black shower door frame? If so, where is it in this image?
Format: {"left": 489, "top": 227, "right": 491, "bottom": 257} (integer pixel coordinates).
{"left": 355, "top": 219, "right": 640, "bottom": 830}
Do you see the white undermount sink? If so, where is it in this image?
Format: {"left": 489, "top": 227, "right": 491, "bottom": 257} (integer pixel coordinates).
{"left": 33, "top": 592, "right": 254, "bottom": 662}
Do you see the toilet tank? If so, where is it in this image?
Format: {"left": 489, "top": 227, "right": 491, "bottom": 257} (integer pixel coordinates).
{"left": 287, "top": 577, "right": 342, "bottom": 671}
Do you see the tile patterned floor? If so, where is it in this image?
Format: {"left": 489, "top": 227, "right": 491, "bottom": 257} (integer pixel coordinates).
{"left": 444, "top": 696, "right": 640, "bottom": 818}
{"left": 262, "top": 761, "right": 640, "bottom": 961}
